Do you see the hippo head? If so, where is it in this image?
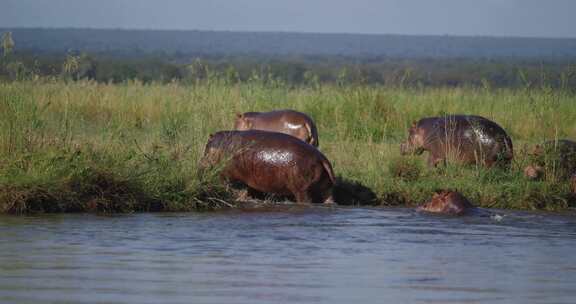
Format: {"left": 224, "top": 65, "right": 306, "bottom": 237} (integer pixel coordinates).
{"left": 199, "top": 133, "right": 232, "bottom": 172}
{"left": 234, "top": 113, "right": 253, "bottom": 131}
{"left": 400, "top": 122, "right": 426, "bottom": 155}
{"left": 524, "top": 165, "right": 544, "bottom": 180}
{"left": 417, "top": 190, "right": 473, "bottom": 216}
{"left": 199, "top": 134, "right": 218, "bottom": 168}
{"left": 524, "top": 143, "right": 558, "bottom": 180}
{"left": 199, "top": 132, "right": 251, "bottom": 172}
{"left": 532, "top": 144, "right": 545, "bottom": 156}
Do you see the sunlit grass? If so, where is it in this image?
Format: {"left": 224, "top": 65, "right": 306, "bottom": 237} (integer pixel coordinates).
{"left": 1, "top": 78, "right": 575, "bottom": 213}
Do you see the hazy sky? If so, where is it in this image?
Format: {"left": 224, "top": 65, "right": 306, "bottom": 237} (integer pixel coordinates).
{"left": 1, "top": 0, "right": 575, "bottom": 38}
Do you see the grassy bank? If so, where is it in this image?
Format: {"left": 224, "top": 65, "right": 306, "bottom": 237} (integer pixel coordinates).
{"left": 1, "top": 79, "right": 575, "bottom": 214}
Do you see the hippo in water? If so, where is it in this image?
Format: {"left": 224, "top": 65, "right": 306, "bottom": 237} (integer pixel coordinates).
{"left": 400, "top": 115, "right": 513, "bottom": 167}
{"left": 234, "top": 110, "right": 319, "bottom": 147}
{"left": 200, "top": 130, "right": 335, "bottom": 204}
{"left": 417, "top": 190, "right": 475, "bottom": 216}
{"left": 524, "top": 140, "right": 576, "bottom": 181}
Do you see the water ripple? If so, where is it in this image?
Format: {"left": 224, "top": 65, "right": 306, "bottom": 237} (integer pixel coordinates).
{"left": 1, "top": 208, "right": 576, "bottom": 303}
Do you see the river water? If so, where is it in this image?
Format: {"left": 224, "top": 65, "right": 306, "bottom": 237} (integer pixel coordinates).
{"left": 1, "top": 207, "right": 575, "bottom": 304}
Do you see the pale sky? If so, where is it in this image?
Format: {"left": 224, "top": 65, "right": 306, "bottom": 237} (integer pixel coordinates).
{"left": 1, "top": 0, "right": 575, "bottom": 38}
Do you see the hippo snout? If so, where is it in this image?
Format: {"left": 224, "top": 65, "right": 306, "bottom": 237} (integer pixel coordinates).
{"left": 418, "top": 190, "right": 474, "bottom": 216}
{"left": 524, "top": 165, "right": 544, "bottom": 180}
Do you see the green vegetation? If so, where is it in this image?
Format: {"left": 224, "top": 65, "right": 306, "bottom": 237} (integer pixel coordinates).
{"left": 2, "top": 29, "right": 576, "bottom": 89}
{"left": 3, "top": 50, "right": 576, "bottom": 90}
{"left": 1, "top": 78, "right": 575, "bottom": 214}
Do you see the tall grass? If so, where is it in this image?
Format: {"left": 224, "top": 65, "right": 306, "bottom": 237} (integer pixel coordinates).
{"left": 0, "top": 78, "right": 575, "bottom": 213}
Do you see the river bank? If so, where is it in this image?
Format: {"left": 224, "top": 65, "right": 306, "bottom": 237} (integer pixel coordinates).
{"left": 1, "top": 79, "right": 575, "bottom": 214}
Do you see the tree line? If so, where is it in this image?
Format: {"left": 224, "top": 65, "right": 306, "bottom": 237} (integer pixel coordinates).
{"left": 1, "top": 31, "right": 576, "bottom": 90}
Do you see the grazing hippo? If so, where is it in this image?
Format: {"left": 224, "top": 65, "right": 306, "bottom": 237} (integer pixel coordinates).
{"left": 524, "top": 140, "right": 576, "bottom": 181}
{"left": 200, "top": 130, "right": 335, "bottom": 204}
{"left": 234, "top": 110, "right": 319, "bottom": 147}
{"left": 400, "top": 115, "right": 513, "bottom": 167}
{"left": 417, "top": 190, "right": 475, "bottom": 216}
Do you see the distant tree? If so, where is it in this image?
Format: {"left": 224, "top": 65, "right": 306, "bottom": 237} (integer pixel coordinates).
{"left": 76, "top": 53, "right": 97, "bottom": 80}
{"left": 61, "top": 52, "right": 96, "bottom": 80}
{"left": 6, "top": 61, "right": 27, "bottom": 80}
{"left": 62, "top": 53, "right": 80, "bottom": 80}
{"left": 225, "top": 65, "right": 239, "bottom": 84}
{"left": 186, "top": 58, "right": 208, "bottom": 81}
{"left": 2, "top": 32, "right": 15, "bottom": 57}
{"left": 336, "top": 68, "right": 348, "bottom": 86}
{"left": 303, "top": 70, "right": 319, "bottom": 87}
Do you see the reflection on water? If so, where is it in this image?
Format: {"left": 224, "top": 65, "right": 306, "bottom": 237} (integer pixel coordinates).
{"left": 1, "top": 207, "right": 575, "bottom": 304}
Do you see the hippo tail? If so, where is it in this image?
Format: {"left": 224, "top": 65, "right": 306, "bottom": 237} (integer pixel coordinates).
{"left": 321, "top": 158, "right": 336, "bottom": 184}
{"left": 306, "top": 121, "right": 319, "bottom": 147}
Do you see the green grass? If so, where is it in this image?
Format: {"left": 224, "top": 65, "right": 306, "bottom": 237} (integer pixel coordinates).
{"left": 1, "top": 78, "right": 575, "bottom": 214}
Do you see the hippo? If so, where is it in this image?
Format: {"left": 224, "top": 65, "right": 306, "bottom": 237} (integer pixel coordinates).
{"left": 400, "top": 115, "right": 513, "bottom": 167}
{"left": 200, "top": 130, "right": 335, "bottom": 204}
{"left": 524, "top": 140, "right": 576, "bottom": 181}
{"left": 417, "top": 190, "right": 475, "bottom": 216}
{"left": 234, "top": 110, "right": 319, "bottom": 147}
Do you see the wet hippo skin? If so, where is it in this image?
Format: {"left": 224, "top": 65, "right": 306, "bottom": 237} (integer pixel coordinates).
{"left": 200, "top": 130, "right": 335, "bottom": 204}
{"left": 400, "top": 115, "right": 513, "bottom": 167}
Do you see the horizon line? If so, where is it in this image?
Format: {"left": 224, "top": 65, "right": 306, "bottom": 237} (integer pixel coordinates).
{"left": 1, "top": 26, "right": 575, "bottom": 40}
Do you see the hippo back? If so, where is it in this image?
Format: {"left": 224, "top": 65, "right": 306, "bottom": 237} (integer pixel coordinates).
{"left": 419, "top": 115, "right": 513, "bottom": 166}
{"left": 236, "top": 110, "right": 319, "bottom": 146}
{"left": 204, "top": 130, "right": 334, "bottom": 185}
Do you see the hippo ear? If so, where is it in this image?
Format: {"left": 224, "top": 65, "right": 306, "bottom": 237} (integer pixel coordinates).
{"left": 532, "top": 144, "right": 543, "bottom": 155}
{"left": 236, "top": 113, "right": 243, "bottom": 119}
{"left": 411, "top": 121, "right": 417, "bottom": 128}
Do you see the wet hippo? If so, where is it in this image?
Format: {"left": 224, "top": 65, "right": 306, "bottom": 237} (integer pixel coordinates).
{"left": 400, "top": 115, "right": 513, "bottom": 167}
{"left": 417, "top": 190, "right": 475, "bottom": 216}
{"left": 524, "top": 140, "right": 576, "bottom": 181}
{"left": 234, "top": 110, "right": 319, "bottom": 147}
{"left": 200, "top": 130, "right": 335, "bottom": 204}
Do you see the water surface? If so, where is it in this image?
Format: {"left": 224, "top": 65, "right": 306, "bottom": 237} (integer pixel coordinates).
{"left": 1, "top": 207, "right": 575, "bottom": 303}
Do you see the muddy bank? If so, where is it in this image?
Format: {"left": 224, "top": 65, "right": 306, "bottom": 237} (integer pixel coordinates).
{"left": 1, "top": 173, "right": 574, "bottom": 215}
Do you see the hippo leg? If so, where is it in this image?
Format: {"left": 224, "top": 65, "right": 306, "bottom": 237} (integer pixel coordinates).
{"left": 309, "top": 188, "right": 334, "bottom": 204}
{"left": 308, "top": 177, "right": 335, "bottom": 204}
{"left": 293, "top": 190, "right": 312, "bottom": 204}
{"left": 322, "top": 194, "right": 335, "bottom": 205}
{"left": 427, "top": 154, "right": 443, "bottom": 167}
{"left": 484, "top": 158, "right": 496, "bottom": 168}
